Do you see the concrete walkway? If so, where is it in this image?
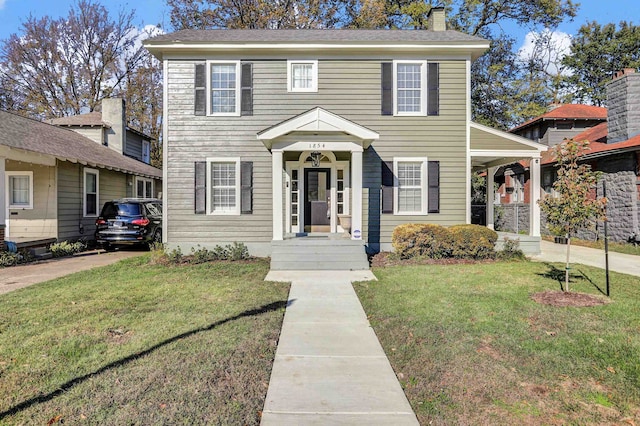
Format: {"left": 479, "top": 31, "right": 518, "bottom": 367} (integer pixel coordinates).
{"left": 532, "top": 240, "right": 640, "bottom": 277}
{"left": 0, "top": 250, "right": 145, "bottom": 295}
{"left": 262, "top": 270, "right": 419, "bottom": 426}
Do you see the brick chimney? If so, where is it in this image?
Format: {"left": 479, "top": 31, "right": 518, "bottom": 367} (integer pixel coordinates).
{"left": 428, "top": 7, "right": 446, "bottom": 32}
{"left": 606, "top": 68, "right": 640, "bottom": 143}
{"left": 101, "top": 98, "right": 126, "bottom": 155}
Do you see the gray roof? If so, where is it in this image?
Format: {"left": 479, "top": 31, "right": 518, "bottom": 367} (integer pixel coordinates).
{"left": 147, "top": 29, "right": 488, "bottom": 44}
{"left": 0, "top": 110, "right": 161, "bottom": 179}
{"left": 49, "top": 111, "right": 110, "bottom": 127}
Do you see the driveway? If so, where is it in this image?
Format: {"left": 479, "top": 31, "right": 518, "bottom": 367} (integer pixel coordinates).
{"left": 532, "top": 240, "right": 640, "bottom": 277}
{"left": 0, "top": 250, "right": 146, "bottom": 295}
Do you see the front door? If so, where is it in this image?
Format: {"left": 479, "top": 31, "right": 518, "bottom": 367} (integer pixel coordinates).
{"left": 304, "top": 168, "right": 331, "bottom": 232}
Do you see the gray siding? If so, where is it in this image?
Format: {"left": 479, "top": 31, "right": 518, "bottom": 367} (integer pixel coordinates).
{"left": 125, "top": 130, "right": 144, "bottom": 161}
{"left": 57, "top": 162, "right": 128, "bottom": 240}
{"left": 165, "top": 59, "right": 469, "bottom": 249}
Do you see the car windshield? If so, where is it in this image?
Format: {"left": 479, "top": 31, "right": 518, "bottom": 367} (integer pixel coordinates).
{"left": 101, "top": 202, "right": 141, "bottom": 218}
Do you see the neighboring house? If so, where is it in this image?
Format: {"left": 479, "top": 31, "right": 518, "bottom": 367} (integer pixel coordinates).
{"left": 492, "top": 68, "right": 640, "bottom": 242}
{"left": 50, "top": 98, "right": 155, "bottom": 171}
{"left": 145, "top": 7, "right": 547, "bottom": 267}
{"left": 0, "top": 110, "right": 162, "bottom": 250}
{"left": 493, "top": 104, "right": 607, "bottom": 206}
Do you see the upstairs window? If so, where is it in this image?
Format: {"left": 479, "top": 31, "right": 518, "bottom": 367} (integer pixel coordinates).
{"left": 287, "top": 60, "right": 318, "bottom": 92}
{"left": 136, "top": 177, "right": 154, "bottom": 198}
{"left": 209, "top": 61, "right": 240, "bottom": 116}
{"left": 383, "top": 61, "right": 438, "bottom": 116}
{"left": 142, "top": 140, "right": 151, "bottom": 164}
{"left": 396, "top": 62, "right": 424, "bottom": 114}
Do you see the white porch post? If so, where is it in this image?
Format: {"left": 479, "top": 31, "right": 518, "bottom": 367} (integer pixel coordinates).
{"left": 486, "top": 167, "right": 495, "bottom": 230}
{"left": 530, "top": 157, "right": 541, "bottom": 236}
{"left": 272, "top": 149, "right": 284, "bottom": 241}
{"left": 351, "top": 149, "right": 363, "bottom": 240}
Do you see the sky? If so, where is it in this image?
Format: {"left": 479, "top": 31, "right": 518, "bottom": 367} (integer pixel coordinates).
{"left": 0, "top": 0, "right": 637, "bottom": 53}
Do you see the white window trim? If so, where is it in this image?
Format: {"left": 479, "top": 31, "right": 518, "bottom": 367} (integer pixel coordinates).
{"left": 393, "top": 60, "right": 427, "bottom": 116}
{"left": 207, "top": 60, "right": 241, "bottom": 117}
{"left": 393, "top": 157, "right": 428, "bottom": 215}
{"left": 6, "top": 171, "right": 34, "bottom": 209}
{"left": 287, "top": 60, "right": 318, "bottom": 93}
{"left": 83, "top": 168, "right": 99, "bottom": 217}
{"left": 135, "top": 176, "right": 154, "bottom": 198}
{"left": 142, "top": 140, "right": 151, "bottom": 164}
{"left": 206, "top": 157, "right": 241, "bottom": 215}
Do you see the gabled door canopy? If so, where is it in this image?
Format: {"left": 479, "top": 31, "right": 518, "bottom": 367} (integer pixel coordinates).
{"left": 257, "top": 107, "right": 379, "bottom": 149}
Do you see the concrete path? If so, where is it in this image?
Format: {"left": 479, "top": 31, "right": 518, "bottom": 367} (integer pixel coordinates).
{"left": 262, "top": 270, "right": 419, "bottom": 426}
{"left": 532, "top": 240, "right": 640, "bottom": 277}
{"left": 0, "top": 249, "right": 145, "bottom": 295}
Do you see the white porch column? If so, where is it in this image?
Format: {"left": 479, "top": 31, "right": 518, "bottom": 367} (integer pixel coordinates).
{"left": 272, "top": 149, "right": 284, "bottom": 241}
{"left": 530, "top": 157, "right": 541, "bottom": 236}
{"left": 486, "top": 167, "right": 496, "bottom": 230}
{"left": 351, "top": 149, "right": 363, "bottom": 240}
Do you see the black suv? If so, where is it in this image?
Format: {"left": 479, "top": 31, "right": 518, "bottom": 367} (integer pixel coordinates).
{"left": 95, "top": 199, "right": 162, "bottom": 251}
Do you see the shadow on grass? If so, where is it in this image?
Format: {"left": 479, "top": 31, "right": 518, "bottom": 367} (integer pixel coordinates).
{"left": 576, "top": 268, "right": 607, "bottom": 296}
{"left": 537, "top": 263, "right": 588, "bottom": 292}
{"left": 0, "top": 299, "right": 290, "bottom": 420}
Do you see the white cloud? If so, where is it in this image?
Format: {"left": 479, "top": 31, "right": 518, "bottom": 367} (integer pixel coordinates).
{"left": 518, "top": 29, "right": 573, "bottom": 76}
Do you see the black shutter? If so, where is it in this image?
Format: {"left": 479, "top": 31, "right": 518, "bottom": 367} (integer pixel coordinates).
{"left": 194, "top": 63, "right": 206, "bottom": 116}
{"left": 381, "top": 62, "right": 393, "bottom": 116}
{"left": 195, "top": 161, "right": 206, "bottom": 214}
{"left": 427, "top": 62, "right": 439, "bottom": 116}
{"left": 241, "top": 62, "right": 253, "bottom": 116}
{"left": 381, "top": 161, "right": 394, "bottom": 214}
{"left": 241, "top": 161, "right": 253, "bottom": 214}
{"left": 428, "top": 161, "right": 440, "bottom": 213}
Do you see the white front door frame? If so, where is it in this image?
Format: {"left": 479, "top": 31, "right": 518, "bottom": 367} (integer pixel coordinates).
{"left": 272, "top": 140, "right": 363, "bottom": 241}
{"left": 285, "top": 153, "right": 350, "bottom": 235}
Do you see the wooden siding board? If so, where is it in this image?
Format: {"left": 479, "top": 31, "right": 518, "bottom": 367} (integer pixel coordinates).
{"left": 165, "top": 59, "right": 469, "bottom": 246}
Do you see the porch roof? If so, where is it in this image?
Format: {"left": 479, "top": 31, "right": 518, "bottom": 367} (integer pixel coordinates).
{"left": 470, "top": 122, "right": 547, "bottom": 171}
{"left": 257, "top": 108, "right": 379, "bottom": 150}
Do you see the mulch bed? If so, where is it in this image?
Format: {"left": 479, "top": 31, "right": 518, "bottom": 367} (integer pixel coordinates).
{"left": 370, "top": 252, "right": 496, "bottom": 268}
{"left": 530, "top": 290, "right": 609, "bottom": 307}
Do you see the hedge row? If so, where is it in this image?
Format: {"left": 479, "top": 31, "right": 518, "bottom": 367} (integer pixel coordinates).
{"left": 392, "top": 224, "right": 498, "bottom": 259}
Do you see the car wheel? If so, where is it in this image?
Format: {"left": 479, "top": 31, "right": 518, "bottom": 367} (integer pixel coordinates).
{"left": 148, "top": 230, "right": 162, "bottom": 250}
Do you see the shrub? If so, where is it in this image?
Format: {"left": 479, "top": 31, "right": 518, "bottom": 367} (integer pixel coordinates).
{"left": 0, "top": 251, "right": 20, "bottom": 267}
{"left": 392, "top": 224, "right": 454, "bottom": 259}
{"left": 49, "top": 240, "right": 86, "bottom": 258}
{"left": 497, "top": 238, "right": 527, "bottom": 261}
{"left": 449, "top": 224, "right": 498, "bottom": 259}
{"left": 227, "top": 242, "right": 249, "bottom": 261}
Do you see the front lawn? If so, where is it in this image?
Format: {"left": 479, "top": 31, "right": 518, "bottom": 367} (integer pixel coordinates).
{"left": 354, "top": 261, "right": 640, "bottom": 425}
{"left": 0, "top": 256, "right": 289, "bottom": 424}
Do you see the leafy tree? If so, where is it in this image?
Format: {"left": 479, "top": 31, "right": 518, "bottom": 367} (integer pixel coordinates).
{"left": 562, "top": 21, "right": 640, "bottom": 106}
{"left": 538, "top": 139, "right": 607, "bottom": 291}
{"left": 0, "top": 0, "right": 164, "bottom": 167}
{"left": 168, "top": 0, "right": 345, "bottom": 30}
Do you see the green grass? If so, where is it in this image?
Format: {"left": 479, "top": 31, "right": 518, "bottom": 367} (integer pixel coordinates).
{"left": 0, "top": 255, "right": 289, "bottom": 425}
{"left": 354, "top": 261, "right": 640, "bottom": 425}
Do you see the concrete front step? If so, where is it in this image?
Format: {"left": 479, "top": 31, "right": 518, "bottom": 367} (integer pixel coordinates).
{"left": 271, "top": 238, "right": 369, "bottom": 271}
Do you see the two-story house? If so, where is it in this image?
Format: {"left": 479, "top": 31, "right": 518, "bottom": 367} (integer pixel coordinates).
{"left": 145, "top": 8, "right": 546, "bottom": 269}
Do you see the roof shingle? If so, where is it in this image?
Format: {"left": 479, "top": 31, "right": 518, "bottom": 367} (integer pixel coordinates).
{"left": 510, "top": 104, "right": 608, "bottom": 133}
{"left": 0, "top": 110, "right": 161, "bottom": 178}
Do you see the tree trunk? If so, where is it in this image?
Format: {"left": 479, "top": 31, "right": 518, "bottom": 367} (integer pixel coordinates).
{"left": 565, "top": 235, "right": 571, "bottom": 292}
